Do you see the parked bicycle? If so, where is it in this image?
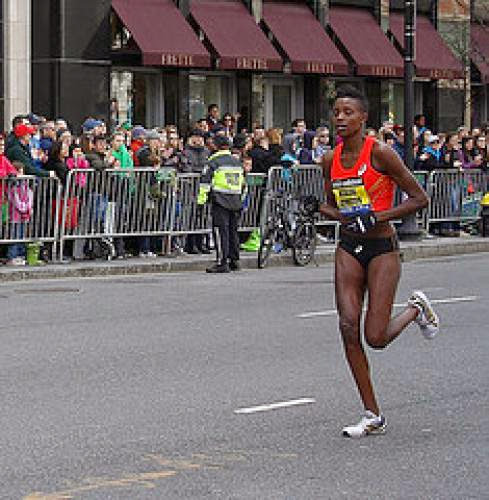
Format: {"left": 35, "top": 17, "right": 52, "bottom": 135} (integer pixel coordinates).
{"left": 258, "top": 191, "right": 318, "bottom": 269}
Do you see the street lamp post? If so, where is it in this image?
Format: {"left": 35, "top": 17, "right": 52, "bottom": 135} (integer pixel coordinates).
{"left": 404, "top": 0, "right": 415, "bottom": 172}
{"left": 398, "top": 0, "right": 423, "bottom": 240}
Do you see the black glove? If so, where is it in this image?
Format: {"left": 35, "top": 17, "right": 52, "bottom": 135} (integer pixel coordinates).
{"left": 345, "top": 211, "right": 377, "bottom": 234}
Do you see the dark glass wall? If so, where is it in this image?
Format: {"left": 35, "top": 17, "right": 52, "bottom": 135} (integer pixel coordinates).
{"left": 32, "top": 0, "right": 111, "bottom": 132}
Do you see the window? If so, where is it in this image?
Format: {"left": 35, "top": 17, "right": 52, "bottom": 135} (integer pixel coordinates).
{"left": 111, "top": 71, "right": 133, "bottom": 127}
{"left": 188, "top": 74, "right": 232, "bottom": 124}
{"left": 111, "top": 12, "right": 133, "bottom": 50}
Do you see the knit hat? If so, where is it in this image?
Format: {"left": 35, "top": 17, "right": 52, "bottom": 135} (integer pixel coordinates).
{"left": 131, "top": 126, "right": 147, "bottom": 140}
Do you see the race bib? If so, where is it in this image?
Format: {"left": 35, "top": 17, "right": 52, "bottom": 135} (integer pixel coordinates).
{"left": 332, "top": 177, "right": 372, "bottom": 216}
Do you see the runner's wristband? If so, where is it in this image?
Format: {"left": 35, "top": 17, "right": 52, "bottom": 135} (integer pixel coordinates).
{"left": 345, "top": 211, "right": 377, "bottom": 234}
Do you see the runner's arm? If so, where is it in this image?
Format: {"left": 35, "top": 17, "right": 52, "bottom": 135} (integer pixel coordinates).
{"left": 371, "top": 142, "right": 429, "bottom": 223}
{"left": 319, "top": 152, "right": 349, "bottom": 224}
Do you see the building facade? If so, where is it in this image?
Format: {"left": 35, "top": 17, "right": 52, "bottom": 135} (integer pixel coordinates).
{"left": 1, "top": 0, "right": 488, "bottom": 133}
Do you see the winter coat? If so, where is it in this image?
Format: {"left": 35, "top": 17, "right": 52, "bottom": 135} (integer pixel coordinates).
{"left": 417, "top": 146, "right": 442, "bottom": 171}
{"left": 184, "top": 146, "right": 210, "bottom": 174}
{"left": 137, "top": 145, "right": 162, "bottom": 167}
{"left": 249, "top": 146, "right": 274, "bottom": 174}
{"left": 282, "top": 134, "right": 298, "bottom": 158}
{"left": 393, "top": 140, "right": 406, "bottom": 161}
{"left": 162, "top": 150, "right": 191, "bottom": 173}
{"left": 130, "top": 139, "right": 145, "bottom": 166}
{"left": 0, "top": 155, "right": 18, "bottom": 178}
{"left": 0, "top": 155, "right": 18, "bottom": 200}
{"left": 85, "top": 152, "right": 107, "bottom": 171}
{"left": 6, "top": 137, "right": 49, "bottom": 177}
{"left": 66, "top": 156, "right": 90, "bottom": 187}
{"left": 45, "top": 157, "right": 69, "bottom": 185}
{"left": 112, "top": 145, "right": 134, "bottom": 170}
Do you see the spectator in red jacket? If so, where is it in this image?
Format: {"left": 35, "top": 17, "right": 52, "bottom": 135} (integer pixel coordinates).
{"left": 130, "top": 126, "right": 146, "bottom": 165}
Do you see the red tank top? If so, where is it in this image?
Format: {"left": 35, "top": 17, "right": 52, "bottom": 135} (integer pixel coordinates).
{"left": 331, "top": 136, "right": 395, "bottom": 214}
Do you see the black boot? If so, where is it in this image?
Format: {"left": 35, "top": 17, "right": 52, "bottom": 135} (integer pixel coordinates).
{"left": 229, "top": 260, "right": 241, "bottom": 271}
{"left": 199, "top": 245, "right": 212, "bottom": 254}
{"left": 206, "top": 263, "right": 230, "bottom": 273}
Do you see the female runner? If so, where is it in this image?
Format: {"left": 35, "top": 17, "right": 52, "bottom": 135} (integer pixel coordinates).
{"left": 320, "top": 85, "right": 439, "bottom": 437}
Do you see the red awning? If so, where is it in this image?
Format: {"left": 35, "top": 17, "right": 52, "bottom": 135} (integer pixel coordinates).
{"left": 390, "top": 14, "right": 464, "bottom": 79}
{"left": 471, "top": 24, "right": 489, "bottom": 84}
{"left": 329, "top": 7, "right": 403, "bottom": 78}
{"left": 190, "top": 0, "right": 282, "bottom": 71}
{"left": 262, "top": 2, "right": 348, "bottom": 75}
{"left": 112, "top": 0, "right": 211, "bottom": 68}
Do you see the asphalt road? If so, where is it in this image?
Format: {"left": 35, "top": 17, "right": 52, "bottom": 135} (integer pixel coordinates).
{"left": 2, "top": 253, "right": 489, "bottom": 500}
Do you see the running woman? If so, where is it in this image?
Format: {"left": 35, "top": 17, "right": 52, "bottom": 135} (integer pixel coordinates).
{"left": 320, "top": 86, "right": 439, "bottom": 438}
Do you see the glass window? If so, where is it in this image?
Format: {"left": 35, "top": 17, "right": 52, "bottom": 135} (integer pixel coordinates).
{"left": 392, "top": 82, "right": 405, "bottom": 125}
{"left": 189, "top": 75, "right": 231, "bottom": 124}
{"left": 110, "top": 71, "right": 164, "bottom": 129}
{"left": 111, "top": 12, "right": 133, "bottom": 50}
{"left": 111, "top": 71, "right": 133, "bottom": 128}
{"left": 380, "top": 81, "right": 405, "bottom": 125}
{"left": 272, "top": 85, "right": 292, "bottom": 132}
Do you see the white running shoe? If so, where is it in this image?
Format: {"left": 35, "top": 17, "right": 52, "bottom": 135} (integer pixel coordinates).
{"left": 342, "top": 410, "right": 386, "bottom": 438}
{"left": 408, "top": 290, "right": 440, "bottom": 340}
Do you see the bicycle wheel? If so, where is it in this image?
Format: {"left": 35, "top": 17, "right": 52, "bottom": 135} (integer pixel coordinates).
{"left": 258, "top": 223, "right": 276, "bottom": 269}
{"left": 292, "top": 221, "right": 317, "bottom": 266}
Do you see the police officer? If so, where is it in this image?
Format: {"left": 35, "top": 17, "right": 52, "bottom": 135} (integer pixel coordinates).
{"left": 198, "top": 135, "right": 245, "bottom": 273}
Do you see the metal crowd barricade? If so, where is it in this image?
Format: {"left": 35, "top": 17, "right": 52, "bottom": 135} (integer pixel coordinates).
{"left": 58, "top": 168, "right": 177, "bottom": 259}
{"left": 171, "top": 173, "right": 211, "bottom": 236}
{"left": 240, "top": 173, "right": 267, "bottom": 231}
{"left": 171, "top": 173, "right": 268, "bottom": 238}
{"left": 426, "top": 169, "right": 489, "bottom": 228}
{"left": 393, "top": 171, "right": 430, "bottom": 231}
{"left": 0, "top": 175, "right": 60, "bottom": 249}
{"left": 262, "top": 165, "right": 340, "bottom": 241}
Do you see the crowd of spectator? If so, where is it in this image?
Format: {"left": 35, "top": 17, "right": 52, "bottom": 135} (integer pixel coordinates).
{"left": 0, "top": 105, "right": 488, "bottom": 266}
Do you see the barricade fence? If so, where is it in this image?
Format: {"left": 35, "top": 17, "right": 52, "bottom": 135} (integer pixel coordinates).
{"left": 426, "top": 169, "right": 489, "bottom": 225}
{"left": 1, "top": 167, "right": 488, "bottom": 261}
{"left": 0, "top": 175, "right": 60, "bottom": 245}
{"left": 58, "top": 168, "right": 178, "bottom": 259}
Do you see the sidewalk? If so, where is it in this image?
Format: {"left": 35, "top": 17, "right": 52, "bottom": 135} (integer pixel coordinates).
{"left": 1, "top": 235, "right": 489, "bottom": 282}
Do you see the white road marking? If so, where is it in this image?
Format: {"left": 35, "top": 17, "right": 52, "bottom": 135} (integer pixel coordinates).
{"left": 297, "top": 296, "right": 480, "bottom": 319}
{"left": 234, "top": 398, "right": 316, "bottom": 414}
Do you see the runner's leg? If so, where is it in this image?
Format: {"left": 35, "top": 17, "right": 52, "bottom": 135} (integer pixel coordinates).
{"left": 364, "top": 252, "right": 418, "bottom": 349}
{"left": 335, "top": 247, "right": 379, "bottom": 415}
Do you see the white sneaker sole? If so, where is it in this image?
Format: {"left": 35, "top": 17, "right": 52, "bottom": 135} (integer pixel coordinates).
{"left": 342, "top": 424, "right": 386, "bottom": 438}
{"left": 410, "top": 290, "right": 440, "bottom": 340}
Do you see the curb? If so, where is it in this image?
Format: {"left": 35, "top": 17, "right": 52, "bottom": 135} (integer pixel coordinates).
{"left": 1, "top": 239, "right": 488, "bottom": 282}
